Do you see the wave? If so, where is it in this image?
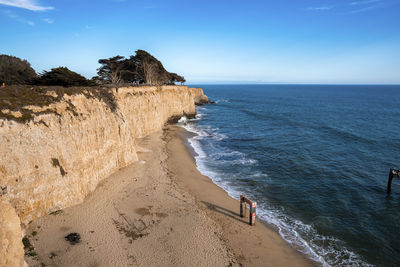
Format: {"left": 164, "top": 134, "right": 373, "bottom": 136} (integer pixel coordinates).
{"left": 215, "top": 98, "right": 230, "bottom": 104}
{"left": 239, "top": 108, "right": 379, "bottom": 149}
{"left": 317, "top": 124, "right": 378, "bottom": 147}
{"left": 178, "top": 117, "right": 227, "bottom": 141}
{"left": 177, "top": 112, "right": 373, "bottom": 267}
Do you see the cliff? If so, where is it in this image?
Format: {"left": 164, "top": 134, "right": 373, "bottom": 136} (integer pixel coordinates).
{"left": 0, "top": 85, "right": 207, "bottom": 226}
{"left": 0, "top": 199, "right": 25, "bottom": 267}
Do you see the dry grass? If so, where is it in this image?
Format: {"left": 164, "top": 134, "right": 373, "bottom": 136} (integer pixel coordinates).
{"left": 0, "top": 85, "right": 117, "bottom": 123}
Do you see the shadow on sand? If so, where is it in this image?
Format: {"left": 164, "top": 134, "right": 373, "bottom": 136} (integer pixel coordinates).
{"left": 201, "top": 201, "right": 249, "bottom": 225}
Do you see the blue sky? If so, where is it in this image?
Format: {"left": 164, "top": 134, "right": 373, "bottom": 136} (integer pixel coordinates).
{"left": 0, "top": 0, "right": 399, "bottom": 84}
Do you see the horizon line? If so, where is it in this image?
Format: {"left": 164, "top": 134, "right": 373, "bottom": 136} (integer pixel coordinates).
{"left": 186, "top": 82, "right": 400, "bottom": 86}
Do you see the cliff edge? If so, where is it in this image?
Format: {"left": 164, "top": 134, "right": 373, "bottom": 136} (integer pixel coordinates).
{"left": 0, "top": 85, "right": 207, "bottom": 224}
{"left": 0, "top": 85, "right": 207, "bottom": 265}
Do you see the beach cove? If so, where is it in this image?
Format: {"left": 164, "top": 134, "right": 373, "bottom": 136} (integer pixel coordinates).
{"left": 24, "top": 125, "right": 314, "bottom": 266}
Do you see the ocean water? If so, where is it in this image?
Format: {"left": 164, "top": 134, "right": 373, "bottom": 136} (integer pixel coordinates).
{"left": 178, "top": 84, "right": 400, "bottom": 267}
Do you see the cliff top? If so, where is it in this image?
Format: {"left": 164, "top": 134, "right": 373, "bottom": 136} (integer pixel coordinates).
{"left": 0, "top": 85, "right": 196, "bottom": 123}
{"left": 0, "top": 85, "right": 117, "bottom": 123}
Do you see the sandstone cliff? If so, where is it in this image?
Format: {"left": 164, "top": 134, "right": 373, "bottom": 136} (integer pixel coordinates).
{"left": 0, "top": 199, "right": 25, "bottom": 267}
{"left": 0, "top": 85, "right": 207, "bottom": 226}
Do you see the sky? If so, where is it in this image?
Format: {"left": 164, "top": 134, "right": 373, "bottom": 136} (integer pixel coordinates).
{"left": 0, "top": 0, "right": 399, "bottom": 84}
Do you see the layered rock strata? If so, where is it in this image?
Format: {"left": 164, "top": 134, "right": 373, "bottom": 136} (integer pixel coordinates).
{"left": 0, "top": 85, "right": 207, "bottom": 266}
{"left": 0, "top": 85, "right": 206, "bottom": 225}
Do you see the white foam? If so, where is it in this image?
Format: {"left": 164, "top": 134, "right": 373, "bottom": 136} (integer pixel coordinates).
{"left": 178, "top": 116, "right": 188, "bottom": 123}
{"left": 187, "top": 138, "right": 207, "bottom": 158}
{"left": 177, "top": 113, "right": 372, "bottom": 267}
{"left": 215, "top": 99, "right": 230, "bottom": 104}
{"left": 214, "top": 151, "right": 243, "bottom": 157}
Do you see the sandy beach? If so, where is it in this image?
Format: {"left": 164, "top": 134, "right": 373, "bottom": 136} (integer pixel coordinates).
{"left": 24, "top": 125, "right": 315, "bottom": 267}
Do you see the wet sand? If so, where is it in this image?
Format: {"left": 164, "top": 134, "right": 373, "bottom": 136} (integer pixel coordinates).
{"left": 24, "top": 126, "right": 315, "bottom": 266}
{"left": 165, "top": 125, "right": 315, "bottom": 267}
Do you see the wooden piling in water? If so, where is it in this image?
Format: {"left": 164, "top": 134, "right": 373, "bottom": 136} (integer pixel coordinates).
{"left": 387, "top": 169, "right": 400, "bottom": 194}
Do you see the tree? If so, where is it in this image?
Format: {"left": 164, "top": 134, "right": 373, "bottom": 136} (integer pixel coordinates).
{"left": 128, "top": 50, "right": 157, "bottom": 85}
{"left": 129, "top": 50, "right": 174, "bottom": 85}
{"left": 34, "top": 67, "right": 93, "bottom": 86}
{"left": 119, "top": 57, "right": 142, "bottom": 84}
{"left": 0, "top": 55, "right": 37, "bottom": 85}
{"left": 94, "top": 49, "right": 186, "bottom": 86}
{"left": 96, "top": 56, "right": 127, "bottom": 85}
{"left": 168, "top": 72, "right": 186, "bottom": 85}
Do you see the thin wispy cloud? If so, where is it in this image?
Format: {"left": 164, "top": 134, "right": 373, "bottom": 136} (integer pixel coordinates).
{"left": 42, "top": 18, "right": 53, "bottom": 24}
{"left": 0, "top": 0, "right": 53, "bottom": 11}
{"left": 2, "top": 9, "right": 34, "bottom": 25}
{"left": 348, "top": 0, "right": 387, "bottom": 13}
{"left": 350, "top": 0, "right": 382, "bottom": 6}
{"left": 306, "top": 6, "right": 333, "bottom": 11}
{"left": 348, "top": 4, "right": 382, "bottom": 13}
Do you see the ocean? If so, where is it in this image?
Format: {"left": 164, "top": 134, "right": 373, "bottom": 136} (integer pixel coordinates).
{"left": 178, "top": 84, "right": 400, "bottom": 267}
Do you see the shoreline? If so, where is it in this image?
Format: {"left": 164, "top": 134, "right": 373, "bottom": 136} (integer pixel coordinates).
{"left": 165, "top": 125, "right": 316, "bottom": 266}
{"left": 23, "top": 125, "right": 315, "bottom": 266}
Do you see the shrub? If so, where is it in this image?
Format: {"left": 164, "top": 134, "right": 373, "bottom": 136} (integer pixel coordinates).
{"left": 0, "top": 55, "right": 37, "bottom": 85}
{"left": 34, "top": 67, "right": 94, "bottom": 87}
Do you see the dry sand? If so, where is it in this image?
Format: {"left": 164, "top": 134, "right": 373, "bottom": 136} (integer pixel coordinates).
{"left": 24, "top": 126, "right": 316, "bottom": 267}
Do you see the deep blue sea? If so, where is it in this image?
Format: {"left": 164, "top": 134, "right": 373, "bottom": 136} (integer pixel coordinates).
{"left": 178, "top": 84, "right": 400, "bottom": 267}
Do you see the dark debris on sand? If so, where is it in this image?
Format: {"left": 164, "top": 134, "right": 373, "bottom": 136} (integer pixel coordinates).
{"left": 64, "top": 233, "right": 81, "bottom": 245}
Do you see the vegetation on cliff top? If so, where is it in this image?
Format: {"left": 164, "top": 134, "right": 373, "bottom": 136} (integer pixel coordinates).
{"left": 0, "top": 50, "right": 185, "bottom": 87}
{"left": 0, "top": 55, "right": 37, "bottom": 85}
{"left": 32, "top": 67, "right": 96, "bottom": 87}
{"left": 96, "top": 50, "right": 185, "bottom": 86}
{"left": 0, "top": 85, "right": 116, "bottom": 123}
{"left": 0, "top": 50, "right": 187, "bottom": 123}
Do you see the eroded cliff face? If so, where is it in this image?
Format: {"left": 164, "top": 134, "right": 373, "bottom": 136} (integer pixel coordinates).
{"left": 0, "top": 199, "right": 25, "bottom": 267}
{"left": 0, "top": 85, "right": 207, "bottom": 226}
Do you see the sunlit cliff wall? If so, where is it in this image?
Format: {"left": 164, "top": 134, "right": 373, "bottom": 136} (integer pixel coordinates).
{"left": 0, "top": 85, "right": 208, "bottom": 226}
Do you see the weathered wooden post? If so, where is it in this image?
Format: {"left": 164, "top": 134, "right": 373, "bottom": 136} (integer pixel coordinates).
{"left": 249, "top": 202, "right": 257, "bottom": 225}
{"left": 387, "top": 169, "right": 400, "bottom": 194}
{"left": 240, "top": 195, "right": 257, "bottom": 225}
{"left": 240, "top": 195, "right": 245, "bottom": 218}
{"left": 387, "top": 169, "right": 394, "bottom": 194}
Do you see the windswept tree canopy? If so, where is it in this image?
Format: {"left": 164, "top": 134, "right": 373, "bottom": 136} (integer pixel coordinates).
{"left": 168, "top": 72, "right": 186, "bottom": 84}
{"left": 0, "top": 55, "right": 37, "bottom": 85}
{"left": 131, "top": 49, "right": 167, "bottom": 85}
{"left": 34, "top": 67, "right": 94, "bottom": 87}
{"left": 97, "top": 56, "right": 128, "bottom": 85}
{"left": 95, "top": 50, "right": 185, "bottom": 86}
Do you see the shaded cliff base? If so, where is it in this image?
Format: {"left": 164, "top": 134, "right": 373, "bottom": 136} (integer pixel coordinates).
{"left": 0, "top": 199, "right": 25, "bottom": 267}
{"left": 24, "top": 126, "right": 314, "bottom": 267}
{"left": 24, "top": 128, "right": 234, "bottom": 266}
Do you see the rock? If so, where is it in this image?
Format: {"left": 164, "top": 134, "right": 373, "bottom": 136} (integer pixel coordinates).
{"left": 65, "top": 233, "right": 81, "bottom": 245}
{"left": 0, "top": 198, "right": 25, "bottom": 267}
{"left": 193, "top": 93, "right": 211, "bottom": 105}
